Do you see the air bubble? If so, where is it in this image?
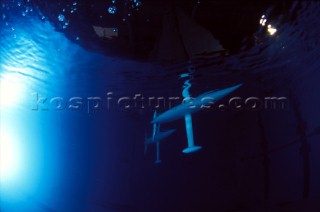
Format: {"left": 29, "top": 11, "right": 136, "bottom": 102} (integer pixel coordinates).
{"left": 58, "top": 14, "right": 65, "bottom": 22}
{"left": 108, "top": 5, "right": 117, "bottom": 14}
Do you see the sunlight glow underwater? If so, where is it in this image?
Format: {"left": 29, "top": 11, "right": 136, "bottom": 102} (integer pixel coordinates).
{"left": 0, "top": 72, "right": 26, "bottom": 108}
{"left": 0, "top": 74, "right": 38, "bottom": 202}
{"left": 0, "top": 72, "right": 28, "bottom": 185}
{"left": 0, "top": 129, "right": 25, "bottom": 184}
{"left": 0, "top": 74, "right": 29, "bottom": 192}
{"left": 0, "top": 18, "right": 65, "bottom": 210}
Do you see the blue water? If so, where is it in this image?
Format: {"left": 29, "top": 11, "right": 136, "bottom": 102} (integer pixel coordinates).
{"left": 1, "top": 1, "right": 320, "bottom": 211}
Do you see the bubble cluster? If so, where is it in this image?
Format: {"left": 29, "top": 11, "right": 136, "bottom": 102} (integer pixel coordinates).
{"left": 58, "top": 14, "right": 65, "bottom": 22}
{"left": 1, "top": 0, "right": 38, "bottom": 33}
{"left": 108, "top": 5, "right": 117, "bottom": 14}
{"left": 129, "top": 0, "right": 142, "bottom": 9}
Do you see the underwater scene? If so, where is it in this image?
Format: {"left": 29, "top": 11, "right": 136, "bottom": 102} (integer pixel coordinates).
{"left": 1, "top": 0, "right": 320, "bottom": 211}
